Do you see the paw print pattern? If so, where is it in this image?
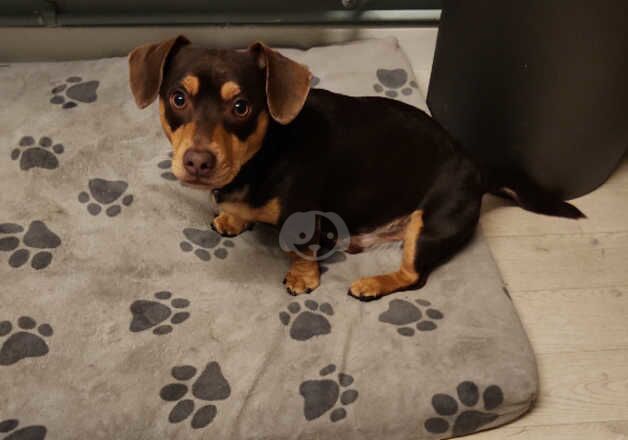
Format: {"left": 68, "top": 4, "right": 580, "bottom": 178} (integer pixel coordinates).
{"left": 78, "top": 178, "right": 134, "bottom": 217}
{"left": 11, "top": 136, "right": 64, "bottom": 171}
{"left": 50, "top": 76, "right": 99, "bottom": 109}
{"left": 279, "top": 299, "right": 334, "bottom": 341}
{"left": 157, "top": 151, "right": 176, "bottom": 181}
{"left": 160, "top": 362, "right": 231, "bottom": 429}
{"left": 0, "top": 317, "right": 53, "bottom": 366}
{"left": 378, "top": 298, "right": 444, "bottom": 336}
{"left": 300, "top": 364, "right": 359, "bottom": 422}
{"left": 372, "top": 68, "right": 419, "bottom": 98}
{"left": 129, "top": 291, "right": 190, "bottom": 335}
{"left": 0, "top": 221, "right": 61, "bottom": 270}
{"left": 424, "top": 381, "right": 504, "bottom": 436}
{"left": 0, "top": 419, "right": 47, "bottom": 439}
{"left": 180, "top": 228, "right": 234, "bottom": 261}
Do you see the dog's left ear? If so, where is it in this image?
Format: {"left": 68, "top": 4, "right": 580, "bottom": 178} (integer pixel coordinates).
{"left": 249, "top": 42, "right": 312, "bottom": 125}
{"left": 128, "top": 35, "right": 190, "bottom": 109}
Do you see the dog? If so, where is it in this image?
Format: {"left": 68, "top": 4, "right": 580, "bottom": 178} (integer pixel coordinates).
{"left": 128, "top": 36, "right": 585, "bottom": 301}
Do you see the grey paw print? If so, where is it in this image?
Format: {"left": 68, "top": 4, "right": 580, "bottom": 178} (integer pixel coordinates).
{"left": 180, "top": 228, "right": 234, "bottom": 261}
{"left": 378, "top": 298, "right": 444, "bottom": 336}
{"left": 373, "top": 68, "right": 418, "bottom": 98}
{"left": 0, "top": 316, "right": 53, "bottom": 366}
{"left": 300, "top": 364, "right": 359, "bottom": 422}
{"left": 11, "top": 136, "right": 64, "bottom": 171}
{"left": 50, "top": 76, "right": 99, "bottom": 109}
{"left": 160, "top": 362, "right": 231, "bottom": 429}
{"left": 157, "top": 151, "right": 176, "bottom": 181}
{"left": 424, "top": 381, "right": 504, "bottom": 436}
{"left": 279, "top": 299, "right": 334, "bottom": 341}
{"left": 129, "top": 291, "right": 190, "bottom": 335}
{"left": 0, "top": 419, "right": 47, "bottom": 439}
{"left": 78, "top": 178, "right": 134, "bottom": 217}
{"left": 0, "top": 221, "right": 61, "bottom": 270}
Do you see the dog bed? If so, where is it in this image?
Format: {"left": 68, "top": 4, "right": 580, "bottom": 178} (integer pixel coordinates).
{"left": 0, "top": 37, "right": 537, "bottom": 440}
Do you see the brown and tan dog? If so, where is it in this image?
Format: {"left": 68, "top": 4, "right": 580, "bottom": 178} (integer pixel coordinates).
{"left": 128, "top": 36, "right": 584, "bottom": 301}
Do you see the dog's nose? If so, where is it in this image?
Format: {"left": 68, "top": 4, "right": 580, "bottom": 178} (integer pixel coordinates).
{"left": 183, "top": 149, "right": 215, "bottom": 177}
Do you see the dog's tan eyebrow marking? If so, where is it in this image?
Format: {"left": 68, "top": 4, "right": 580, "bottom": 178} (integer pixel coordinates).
{"left": 220, "top": 81, "right": 241, "bottom": 101}
{"left": 181, "top": 75, "right": 200, "bottom": 96}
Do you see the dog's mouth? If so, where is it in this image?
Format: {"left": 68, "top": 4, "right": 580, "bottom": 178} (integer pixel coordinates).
{"left": 178, "top": 171, "right": 236, "bottom": 191}
{"left": 178, "top": 177, "right": 215, "bottom": 190}
{"left": 177, "top": 168, "right": 240, "bottom": 192}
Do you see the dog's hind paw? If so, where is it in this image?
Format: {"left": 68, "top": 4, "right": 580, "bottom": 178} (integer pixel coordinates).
{"left": 348, "top": 271, "right": 419, "bottom": 301}
{"left": 348, "top": 278, "right": 384, "bottom": 301}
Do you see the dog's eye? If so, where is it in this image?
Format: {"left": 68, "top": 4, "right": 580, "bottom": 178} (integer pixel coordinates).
{"left": 170, "top": 91, "right": 187, "bottom": 109}
{"left": 232, "top": 99, "right": 250, "bottom": 117}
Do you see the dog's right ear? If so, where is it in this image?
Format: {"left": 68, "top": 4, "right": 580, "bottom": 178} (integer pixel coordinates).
{"left": 128, "top": 35, "right": 190, "bottom": 109}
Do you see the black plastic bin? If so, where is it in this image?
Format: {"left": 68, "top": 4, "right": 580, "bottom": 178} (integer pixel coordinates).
{"left": 427, "top": 0, "right": 628, "bottom": 199}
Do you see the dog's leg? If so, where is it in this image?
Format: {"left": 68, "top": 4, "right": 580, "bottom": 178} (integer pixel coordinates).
{"left": 348, "top": 184, "right": 482, "bottom": 301}
{"left": 211, "top": 212, "right": 251, "bottom": 237}
{"left": 283, "top": 252, "right": 320, "bottom": 295}
{"left": 348, "top": 210, "right": 423, "bottom": 301}
{"left": 211, "top": 197, "right": 281, "bottom": 237}
{"left": 283, "top": 217, "right": 321, "bottom": 295}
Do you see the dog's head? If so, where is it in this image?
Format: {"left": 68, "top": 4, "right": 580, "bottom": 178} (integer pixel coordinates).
{"left": 128, "top": 36, "right": 311, "bottom": 189}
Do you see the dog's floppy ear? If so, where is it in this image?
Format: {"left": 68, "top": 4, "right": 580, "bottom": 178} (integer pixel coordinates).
{"left": 249, "top": 42, "right": 312, "bottom": 125}
{"left": 128, "top": 35, "right": 190, "bottom": 109}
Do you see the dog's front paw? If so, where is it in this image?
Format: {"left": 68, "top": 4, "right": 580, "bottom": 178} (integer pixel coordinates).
{"left": 211, "top": 212, "right": 251, "bottom": 237}
{"left": 283, "top": 265, "right": 320, "bottom": 296}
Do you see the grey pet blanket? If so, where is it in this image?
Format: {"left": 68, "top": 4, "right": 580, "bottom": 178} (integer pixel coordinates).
{"left": 0, "top": 38, "right": 537, "bottom": 439}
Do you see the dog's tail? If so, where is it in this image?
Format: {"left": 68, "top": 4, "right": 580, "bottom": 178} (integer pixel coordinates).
{"left": 482, "top": 165, "right": 586, "bottom": 219}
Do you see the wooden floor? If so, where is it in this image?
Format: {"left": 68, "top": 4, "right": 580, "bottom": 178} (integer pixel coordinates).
{"left": 392, "top": 28, "right": 628, "bottom": 440}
